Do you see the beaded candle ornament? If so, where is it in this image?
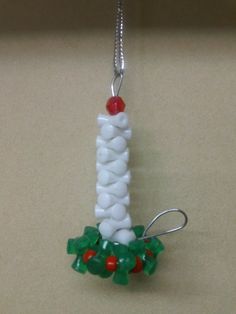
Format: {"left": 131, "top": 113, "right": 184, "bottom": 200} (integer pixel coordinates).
{"left": 67, "top": 0, "right": 188, "bottom": 285}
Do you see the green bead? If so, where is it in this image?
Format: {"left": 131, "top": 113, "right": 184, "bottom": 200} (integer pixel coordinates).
{"left": 143, "top": 256, "right": 157, "bottom": 275}
{"left": 74, "top": 235, "right": 90, "bottom": 254}
{"left": 156, "top": 239, "right": 165, "bottom": 253}
{"left": 132, "top": 225, "right": 145, "bottom": 238}
{"left": 146, "top": 238, "right": 164, "bottom": 256}
{"left": 99, "top": 269, "right": 113, "bottom": 278}
{"left": 112, "top": 242, "right": 129, "bottom": 256}
{"left": 118, "top": 252, "right": 136, "bottom": 272}
{"left": 87, "top": 255, "right": 105, "bottom": 275}
{"left": 99, "top": 240, "right": 113, "bottom": 255}
{"left": 84, "top": 226, "right": 99, "bottom": 235}
{"left": 77, "top": 235, "right": 90, "bottom": 248}
{"left": 83, "top": 226, "right": 100, "bottom": 245}
{"left": 113, "top": 270, "right": 129, "bottom": 285}
{"left": 67, "top": 238, "right": 78, "bottom": 255}
{"left": 71, "top": 256, "right": 87, "bottom": 274}
{"left": 128, "top": 240, "right": 145, "bottom": 255}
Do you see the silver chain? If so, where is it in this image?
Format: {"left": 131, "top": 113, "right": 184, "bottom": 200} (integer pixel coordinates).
{"left": 111, "top": 0, "right": 125, "bottom": 96}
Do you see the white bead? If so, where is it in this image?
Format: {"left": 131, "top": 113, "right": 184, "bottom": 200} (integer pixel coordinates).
{"left": 97, "top": 193, "right": 130, "bottom": 208}
{"left": 96, "top": 182, "right": 128, "bottom": 198}
{"left": 97, "top": 147, "right": 129, "bottom": 163}
{"left": 96, "top": 136, "right": 127, "bottom": 153}
{"left": 100, "top": 124, "right": 132, "bottom": 140}
{"left": 95, "top": 203, "right": 127, "bottom": 221}
{"left": 97, "top": 170, "right": 131, "bottom": 186}
{"left": 97, "top": 112, "right": 129, "bottom": 129}
{"left": 96, "top": 160, "right": 127, "bottom": 175}
{"left": 108, "top": 213, "right": 132, "bottom": 229}
{"left": 98, "top": 221, "right": 115, "bottom": 238}
{"left": 94, "top": 205, "right": 109, "bottom": 219}
{"left": 111, "top": 229, "right": 136, "bottom": 245}
{"left": 110, "top": 204, "right": 127, "bottom": 220}
{"left": 98, "top": 214, "right": 132, "bottom": 239}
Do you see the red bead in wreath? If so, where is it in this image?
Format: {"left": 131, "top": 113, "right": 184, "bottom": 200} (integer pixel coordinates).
{"left": 83, "top": 250, "right": 96, "bottom": 263}
{"left": 105, "top": 256, "right": 118, "bottom": 272}
{"left": 132, "top": 256, "right": 143, "bottom": 273}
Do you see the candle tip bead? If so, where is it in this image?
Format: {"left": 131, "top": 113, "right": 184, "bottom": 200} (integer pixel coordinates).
{"left": 106, "top": 96, "right": 126, "bottom": 115}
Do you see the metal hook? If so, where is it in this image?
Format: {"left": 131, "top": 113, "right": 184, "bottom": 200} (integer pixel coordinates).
{"left": 111, "top": 72, "right": 124, "bottom": 96}
{"left": 138, "top": 208, "right": 188, "bottom": 240}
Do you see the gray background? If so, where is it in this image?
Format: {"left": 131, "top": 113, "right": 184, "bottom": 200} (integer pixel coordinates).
{"left": 0, "top": 1, "right": 236, "bottom": 313}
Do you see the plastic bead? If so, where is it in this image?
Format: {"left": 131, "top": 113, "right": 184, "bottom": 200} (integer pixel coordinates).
{"left": 96, "top": 136, "right": 127, "bottom": 153}
{"left": 98, "top": 214, "right": 132, "bottom": 240}
{"left": 83, "top": 226, "right": 100, "bottom": 245}
{"left": 83, "top": 250, "right": 97, "bottom": 263}
{"left": 106, "top": 96, "right": 126, "bottom": 115}
{"left": 132, "top": 225, "right": 145, "bottom": 238}
{"left": 111, "top": 229, "right": 136, "bottom": 245}
{"left": 143, "top": 256, "right": 158, "bottom": 276}
{"left": 71, "top": 256, "right": 87, "bottom": 274}
{"left": 100, "top": 124, "right": 131, "bottom": 141}
{"left": 117, "top": 252, "right": 136, "bottom": 272}
{"left": 97, "top": 147, "right": 129, "bottom": 163}
{"left": 99, "top": 269, "right": 113, "bottom": 278}
{"left": 98, "top": 221, "right": 115, "bottom": 238}
{"left": 95, "top": 203, "right": 127, "bottom": 221}
{"left": 97, "top": 112, "right": 129, "bottom": 129}
{"left": 128, "top": 239, "right": 145, "bottom": 255}
{"left": 96, "top": 182, "right": 128, "bottom": 198}
{"left": 132, "top": 256, "right": 143, "bottom": 273}
{"left": 96, "top": 160, "right": 128, "bottom": 176}
{"left": 67, "top": 238, "right": 79, "bottom": 255}
{"left": 99, "top": 239, "right": 113, "bottom": 255}
{"left": 87, "top": 255, "right": 105, "bottom": 275}
{"left": 146, "top": 249, "right": 154, "bottom": 257}
{"left": 69, "top": 235, "right": 90, "bottom": 255}
{"left": 97, "top": 192, "right": 130, "bottom": 208}
{"left": 97, "top": 170, "right": 130, "bottom": 186}
{"left": 105, "top": 256, "right": 118, "bottom": 271}
{"left": 113, "top": 270, "right": 129, "bottom": 285}
{"left": 145, "top": 238, "right": 165, "bottom": 257}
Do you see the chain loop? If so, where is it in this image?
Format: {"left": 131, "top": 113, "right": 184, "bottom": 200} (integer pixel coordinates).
{"left": 111, "top": 0, "right": 125, "bottom": 96}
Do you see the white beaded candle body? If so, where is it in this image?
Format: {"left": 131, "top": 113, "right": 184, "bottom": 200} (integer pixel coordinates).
{"left": 95, "top": 98, "right": 136, "bottom": 245}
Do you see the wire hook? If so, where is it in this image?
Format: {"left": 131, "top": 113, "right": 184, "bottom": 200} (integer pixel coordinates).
{"left": 139, "top": 208, "right": 188, "bottom": 240}
{"left": 111, "top": 72, "right": 124, "bottom": 96}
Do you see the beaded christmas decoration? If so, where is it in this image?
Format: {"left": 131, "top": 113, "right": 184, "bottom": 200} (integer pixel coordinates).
{"left": 67, "top": 0, "right": 188, "bottom": 285}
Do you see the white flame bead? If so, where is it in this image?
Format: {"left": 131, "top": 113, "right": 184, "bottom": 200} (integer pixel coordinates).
{"left": 95, "top": 112, "right": 135, "bottom": 245}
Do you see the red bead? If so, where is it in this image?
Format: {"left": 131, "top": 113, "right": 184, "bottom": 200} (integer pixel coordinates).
{"left": 105, "top": 256, "right": 118, "bottom": 272}
{"left": 146, "top": 249, "right": 154, "bottom": 257}
{"left": 132, "top": 256, "right": 143, "bottom": 273}
{"left": 82, "top": 250, "right": 96, "bottom": 263}
{"left": 106, "top": 96, "right": 126, "bottom": 115}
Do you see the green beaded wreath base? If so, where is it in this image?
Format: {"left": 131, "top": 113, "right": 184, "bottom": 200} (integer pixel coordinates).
{"left": 67, "top": 225, "right": 164, "bottom": 285}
